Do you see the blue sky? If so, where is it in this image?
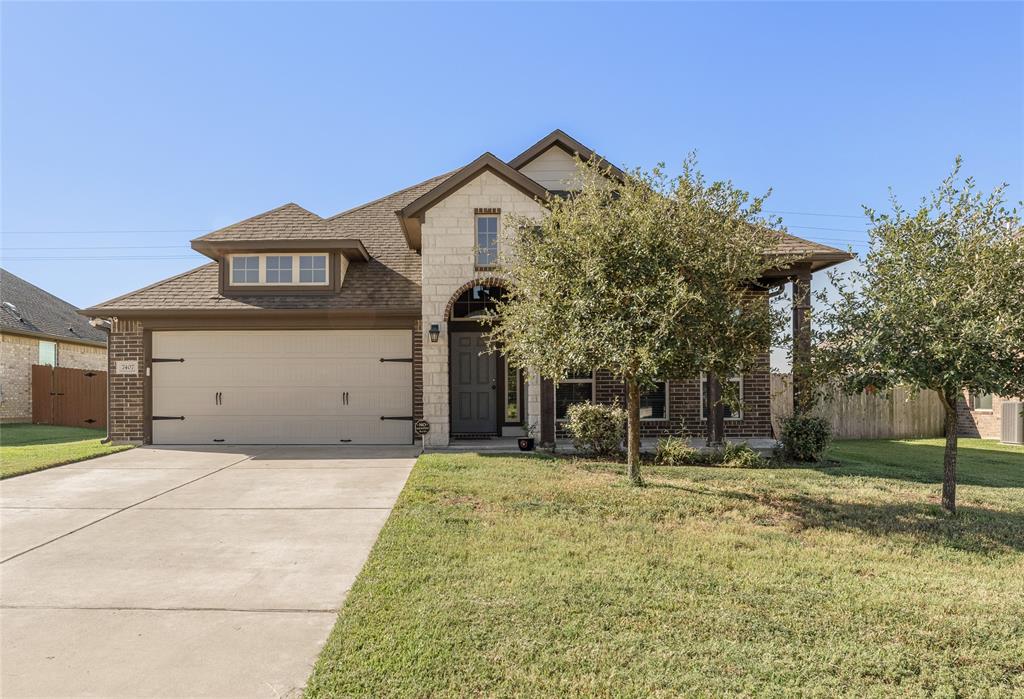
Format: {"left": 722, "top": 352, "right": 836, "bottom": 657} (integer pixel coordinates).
{"left": 3, "top": 1, "right": 1021, "bottom": 315}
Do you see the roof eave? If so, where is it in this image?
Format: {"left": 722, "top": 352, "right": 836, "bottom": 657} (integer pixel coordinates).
{"left": 191, "top": 238, "right": 370, "bottom": 261}
{"left": 0, "top": 326, "right": 106, "bottom": 347}
{"left": 508, "top": 129, "right": 627, "bottom": 183}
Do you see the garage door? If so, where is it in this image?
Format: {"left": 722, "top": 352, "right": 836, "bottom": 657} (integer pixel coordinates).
{"left": 151, "top": 330, "right": 413, "bottom": 445}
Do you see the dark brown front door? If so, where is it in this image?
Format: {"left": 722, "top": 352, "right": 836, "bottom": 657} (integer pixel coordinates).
{"left": 451, "top": 331, "right": 496, "bottom": 434}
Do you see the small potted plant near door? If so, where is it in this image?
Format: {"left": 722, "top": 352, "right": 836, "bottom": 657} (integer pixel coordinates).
{"left": 518, "top": 424, "right": 536, "bottom": 452}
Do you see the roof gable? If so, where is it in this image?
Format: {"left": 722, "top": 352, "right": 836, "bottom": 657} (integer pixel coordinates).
{"left": 396, "top": 153, "right": 550, "bottom": 250}
{"left": 508, "top": 129, "right": 627, "bottom": 183}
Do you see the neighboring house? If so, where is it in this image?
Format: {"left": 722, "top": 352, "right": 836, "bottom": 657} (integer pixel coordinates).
{"left": 1, "top": 269, "right": 108, "bottom": 423}
{"left": 81, "top": 130, "right": 852, "bottom": 447}
{"left": 958, "top": 391, "right": 1019, "bottom": 440}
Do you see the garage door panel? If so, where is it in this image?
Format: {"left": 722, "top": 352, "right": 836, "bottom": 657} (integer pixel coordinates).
{"left": 151, "top": 330, "right": 413, "bottom": 445}
{"left": 153, "top": 359, "right": 410, "bottom": 389}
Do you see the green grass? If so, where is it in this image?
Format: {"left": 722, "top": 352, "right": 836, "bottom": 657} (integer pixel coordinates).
{"left": 0, "top": 424, "right": 132, "bottom": 478}
{"left": 306, "top": 439, "right": 1024, "bottom": 698}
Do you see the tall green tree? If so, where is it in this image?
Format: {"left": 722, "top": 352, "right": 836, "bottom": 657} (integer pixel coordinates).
{"left": 488, "top": 156, "right": 790, "bottom": 485}
{"left": 816, "top": 158, "right": 1024, "bottom": 512}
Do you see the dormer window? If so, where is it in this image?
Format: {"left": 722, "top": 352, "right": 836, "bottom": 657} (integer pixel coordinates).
{"left": 227, "top": 253, "right": 330, "bottom": 287}
{"left": 232, "top": 256, "right": 260, "bottom": 284}
{"left": 300, "top": 255, "right": 327, "bottom": 283}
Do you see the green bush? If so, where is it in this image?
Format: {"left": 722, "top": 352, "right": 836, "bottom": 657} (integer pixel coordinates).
{"left": 654, "top": 437, "right": 701, "bottom": 466}
{"left": 720, "top": 441, "right": 767, "bottom": 468}
{"left": 780, "top": 414, "right": 832, "bottom": 462}
{"left": 566, "top": 402, "right": 626, "bottom": 457}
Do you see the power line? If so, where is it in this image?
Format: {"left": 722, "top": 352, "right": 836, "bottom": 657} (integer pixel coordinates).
{"left": 766, "top": 209, "right": 865, "bottom": 219}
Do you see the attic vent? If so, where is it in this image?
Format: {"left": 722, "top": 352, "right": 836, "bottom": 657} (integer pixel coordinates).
{"left": 2, "top": 301, "right": 23, "bottom": 321}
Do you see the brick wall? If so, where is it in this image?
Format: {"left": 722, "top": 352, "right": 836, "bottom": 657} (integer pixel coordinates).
{"left": 412, "top": 320, "right": 423, "bottom": 421}
{"left": 957, "top": 391, "right": 1012, "bottom": 439}
{"left": 107, "top": 319, "right": 145, "bottom": 443}
{"left": 1, "top": 333, "right": 107, "bottom": 423}
{"left": 553, "top": 353, "right": 773, "bottom": 442}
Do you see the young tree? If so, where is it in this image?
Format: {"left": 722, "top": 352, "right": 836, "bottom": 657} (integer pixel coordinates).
{"left": 816, "top": 158, "right": 1024, "bottom": 512}
{"left": 488, "top": 156, "right": 790, "bottom": 485}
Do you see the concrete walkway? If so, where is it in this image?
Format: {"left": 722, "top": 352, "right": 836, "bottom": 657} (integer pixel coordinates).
{"left": 0, "top": 445, "right": 419, "bottom": 698}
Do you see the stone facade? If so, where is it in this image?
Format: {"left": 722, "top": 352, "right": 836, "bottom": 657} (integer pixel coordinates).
{"left": 419, "top": 170, "right": 546, "bottom": 447}
{"left": 107, "top": 319, "right": 145, "bottom": 443}
{"left": 0, "top": 332, "right": 107, "bottom": 423}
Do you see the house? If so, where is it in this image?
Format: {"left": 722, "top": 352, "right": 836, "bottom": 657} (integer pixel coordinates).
{"left": 958, "top": 392, "right": 1019, "bottom": 440}
{"left": 80, "top": 130, "right": 853, "bottom": 447}
{"left": 1, "top": 269, "right": 108, "bottom": 423}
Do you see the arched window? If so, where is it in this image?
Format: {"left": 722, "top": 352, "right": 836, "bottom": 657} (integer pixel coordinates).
{"left": 450, "top": 285, "right": 506, "bottom": 319}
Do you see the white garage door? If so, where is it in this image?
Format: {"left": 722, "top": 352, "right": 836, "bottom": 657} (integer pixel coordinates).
{"left": 151, "top": 330, "right": 413, "bottom": 445}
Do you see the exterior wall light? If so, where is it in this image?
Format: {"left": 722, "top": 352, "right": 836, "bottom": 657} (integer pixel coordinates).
{"left": 428, "top": 324, "right": 441, "bottom": 343}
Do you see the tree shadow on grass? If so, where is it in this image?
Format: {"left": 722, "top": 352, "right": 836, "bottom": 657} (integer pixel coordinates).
{"left": 773, "top": 493, "right": 1024, "bottom": 554}
{"left": 819, "top": 441, "right": 1024, "bottom": 489}
{"left": 644, "top": 479, "right": 1024, "bottom": 554}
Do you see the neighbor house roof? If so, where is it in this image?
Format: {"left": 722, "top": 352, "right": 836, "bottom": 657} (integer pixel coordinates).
{"left": 1, "top": 268, "right": 107, "bottom": 345}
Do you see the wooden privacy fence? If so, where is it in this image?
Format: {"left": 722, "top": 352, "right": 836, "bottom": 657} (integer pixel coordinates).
{"left": 31, "top": 365, "right": 107, "bottom": 429}
{"left": 771, "top": 374, "right": 944, "bottom": 440}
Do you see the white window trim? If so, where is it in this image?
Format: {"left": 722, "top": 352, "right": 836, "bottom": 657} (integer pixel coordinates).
{"left": 228, "top": 253, "right": 330, "bottom": 287}
{"left": 504, "top": 365, "right": 521, "bottom": 423}
{"left": 474, "top": 214, "right": 500, "bottom": 268}
{"left": 700, "top": 373, "right": 743, "bottom": 421}
{"left": 38, "top": 340, "right": 58, "bottom": 367}
{"left": 554, "top": 371, "right": 595, "bottom": 423}
{"left": 639, "top": 380, "right": 670, "bottom": 421}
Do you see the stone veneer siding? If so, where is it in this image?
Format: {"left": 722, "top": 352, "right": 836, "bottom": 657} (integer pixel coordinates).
{"left": 1, "top": 332, "right": 107, "bottom": 423}
{"left": 419, "top": 170, "right": 546, "bottom": 447}
{"left": 107, "top": 319, "right": 146, "bottom": 443}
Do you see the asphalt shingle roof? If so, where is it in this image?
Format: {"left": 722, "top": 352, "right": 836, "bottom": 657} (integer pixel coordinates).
{"left": 82, "top": 156, "right": 851, "bottom": 315}
{"left": 1, "top": 268, "right": 107, "bottom": 344}
{"left": 85, "top": 173, "right": 455, "bottom": 313}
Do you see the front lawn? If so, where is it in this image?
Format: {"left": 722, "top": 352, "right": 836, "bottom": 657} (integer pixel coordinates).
{"left": 307, "top": 439, "right": 1024, "bottom": 698}
{"left": 0, "top": 424, "right": 132, "bottom": 478}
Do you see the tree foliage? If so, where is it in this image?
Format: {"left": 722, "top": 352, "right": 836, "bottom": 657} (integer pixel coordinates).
{"left": 815, "top": 158, "right": 1024, "bottom": 511}
{"left": 487, "top": 155, "right": 791, "bottom": 484}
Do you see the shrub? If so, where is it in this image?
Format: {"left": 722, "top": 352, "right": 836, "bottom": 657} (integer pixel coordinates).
{"left": 780, "top": 414, "right": 832, "bottom": 462}
{"left": 566, "top": 402, "right": 626, "bottom": 457}
{"left": 654, "top": 437, "right": 701, "bottom": 466}
{"left": 720, "top": 441, "right": 767, "bottom": 468}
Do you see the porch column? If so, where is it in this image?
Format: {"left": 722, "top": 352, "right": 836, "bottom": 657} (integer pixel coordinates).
{"left": 791, "top": 264, "right": 813, "bottom": 415}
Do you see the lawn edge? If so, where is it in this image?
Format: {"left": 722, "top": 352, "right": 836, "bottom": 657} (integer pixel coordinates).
{"left": 0, "top": 443, "right": 134, "bottom": 480}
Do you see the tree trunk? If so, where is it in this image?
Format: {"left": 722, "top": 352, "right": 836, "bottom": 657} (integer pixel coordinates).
{"left": 705, "top": 373, "right": 724, "bottom": 447}
{"left": 626, "top": 378, "right": 644, "bottom": 486}
{"left": 941, "top": 395, "right": 959, "bottom": 513}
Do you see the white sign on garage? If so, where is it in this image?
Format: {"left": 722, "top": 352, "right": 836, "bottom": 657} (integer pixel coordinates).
{"left": 150, "top": 330, "right": 413, "bottom": 445}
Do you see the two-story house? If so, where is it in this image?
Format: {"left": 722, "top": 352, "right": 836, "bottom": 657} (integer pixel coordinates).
{"left": 81, "top": 130, "right": 852, "bottom": 448}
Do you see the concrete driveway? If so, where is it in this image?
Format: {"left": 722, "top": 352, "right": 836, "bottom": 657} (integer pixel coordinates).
{"left": 0, "top": 445, "right": 418, "bottom": 698}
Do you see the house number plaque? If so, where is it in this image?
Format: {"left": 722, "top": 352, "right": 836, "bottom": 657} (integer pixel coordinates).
{"left": 414, "top": 420, "right": 431, "bottom": 436}
{"left": 115, "top": 360, "right": 139, "bottom": 375}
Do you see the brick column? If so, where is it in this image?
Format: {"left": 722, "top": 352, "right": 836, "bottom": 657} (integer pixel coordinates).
{"left": 107, "top": 319, "right": 145, "bottom": 444}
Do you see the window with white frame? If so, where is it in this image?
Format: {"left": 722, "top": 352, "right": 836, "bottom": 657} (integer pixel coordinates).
{"left": 299, "top": 255, "right": 327, "bottom": 283}
{"left": 475, "top": 215, "right": 499, "bottom": 268}
{"left": 555, "top": 370, "right": 594, "bottom": 421}
{"left": 700, "top": 373, "right": 743, "bottom": 420}
{"left": 38, "top": 341, "right": 57, "bottom": 367}
{"left": 231, "top": 256, "right": 260, "bottom": 284}
{"left": 265, "top": 255, "right": 293, "bottom": 283}
{"left": 228, "top": 254, "right": 329, "bottom": 286}
{"left": 970, "top": 392, "right": 993, "bottom": 411}
{"left": 639, "top": 380, "right": 668, "bottom": 420}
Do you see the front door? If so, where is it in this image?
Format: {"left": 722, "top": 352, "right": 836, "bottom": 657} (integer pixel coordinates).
{"left": 450, "top": 331, "right": 496, "bottom": 434}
